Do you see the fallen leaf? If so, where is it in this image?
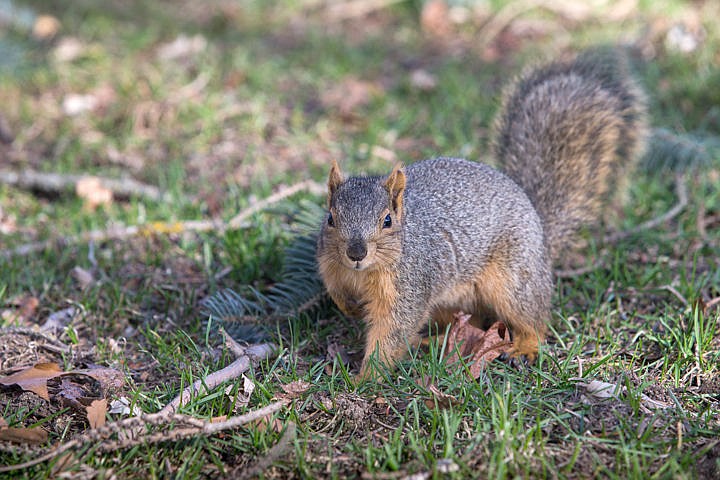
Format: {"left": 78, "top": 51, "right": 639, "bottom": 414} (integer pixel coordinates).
{"left": 326, "top": 342, "right": 350, "bottom": 365}
{"left": 86, "top": 399, "right": 107, "bottom": 429}
{"left": 83, "top": 367, "right": 126, "bottom": 394}
{"left": 572, "top": 378, "right": 672, "bottom": 410}
{"left": 157, "top": 34, "right": 207, "bottom": 61}
{"left": 75, "top": 176, "right": 113, "bottom": 209}
{"left": 444, "top": 313, "right": 512, "bottom": 379}
{"left": 0, "top": 363, "right": 63, "bottom": 400}
{"left": 0, "top": 425, "right": 48, "bottom": 444}
{"left": 436, "top": 458, "right": 459, "bottom": 474}
{"left": 52, "top": 37, "right": 86, "bottom": 62}
{"left": 63, "top": 93, "right": 98, "bottom": 116}
{"left": 424, "top": 383, "right": 461, "bottom": 410}
{"left": 421, "top": 0, "right": 451, "bottom": 37}
{"left": 410, "top": 69, "right": 438, "bottom": 92}
{"left": 0, "top": 363, "right": 125, "bottom": 405}
{"left": 226, "top": 374, "right": 255, "bottom": 408}
{"left": 33, "top": 15, "right": 60, "bottom": 39}
{"left": 252, "top": 410, "right": 284, "bottom": 434}
{"left": 109, "top": 397, "right": 143, "bottom": 416}
{"left": 71, "top": 266, "right": 95, "bottom": 289}
{"left": 1, "top": 295, "right": 39, "bottom": 323}
{"left": 279, "top": 380, "right": 311, "bottom": 399}
{"left": 41, "top": 306, "right": 78, "bottom": 332}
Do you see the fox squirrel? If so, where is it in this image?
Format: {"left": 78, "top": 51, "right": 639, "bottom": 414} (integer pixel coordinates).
{"left": 316, "top": 50, "right": 648, "bottom": 376}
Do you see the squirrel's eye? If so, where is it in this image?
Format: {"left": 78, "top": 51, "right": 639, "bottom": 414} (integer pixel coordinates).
{"left": 382, "top": 214, "right": 392, "bottom": 229}
{"left": 327, "top": 213, "right": 334, "bottom": 227}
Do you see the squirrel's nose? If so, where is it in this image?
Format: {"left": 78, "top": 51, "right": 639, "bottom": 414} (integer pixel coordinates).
{"left": 346, "top": 240, "right": 367, "bottom": 262}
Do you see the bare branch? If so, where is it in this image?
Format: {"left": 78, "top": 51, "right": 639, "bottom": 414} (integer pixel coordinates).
{"left": 0, "top": 168, "right": 169, "bottom": 202}
{"left": 1, "top": 180, "right": 325, "bottom": 258}
{"left": 158, "top": 343, "right": 276, "bottom": 415}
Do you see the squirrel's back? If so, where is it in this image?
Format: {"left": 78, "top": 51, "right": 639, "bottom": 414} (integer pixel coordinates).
{"left": 400, "top": 157, "right": 546, "bottom": 287}
{"left": 494, "top": 50, "right": 648, "bottom": 259}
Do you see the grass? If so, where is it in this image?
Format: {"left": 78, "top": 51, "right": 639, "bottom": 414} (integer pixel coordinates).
{"left": 1, "top": 0, "right": 719, "bottom": 478}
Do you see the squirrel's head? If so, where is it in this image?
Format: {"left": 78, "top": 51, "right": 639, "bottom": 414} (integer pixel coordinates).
{"left": 319, "top": 160, "right": 405, "bottom": 272}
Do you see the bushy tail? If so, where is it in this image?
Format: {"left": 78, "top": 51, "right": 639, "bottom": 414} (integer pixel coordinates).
{"left": 493, "top": 49, "right": 648, "bottom": 260}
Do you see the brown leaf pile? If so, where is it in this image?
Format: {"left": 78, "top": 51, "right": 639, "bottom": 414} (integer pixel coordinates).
{"left": 444, "top": 312, "right": 512, "bottom": 379}
{"left": 0, "top": 363, "right": 125, "bottom": 437}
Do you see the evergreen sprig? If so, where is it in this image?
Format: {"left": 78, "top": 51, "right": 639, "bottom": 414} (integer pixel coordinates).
{"left": 202, "top": 200, "right": 326, "bottom": 341}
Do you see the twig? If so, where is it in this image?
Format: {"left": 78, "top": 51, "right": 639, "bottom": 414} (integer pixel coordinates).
{"left": 0, "top": 400, "right": 290, "bottom": 473}
{"left": 660, "top": 285, "right": 688, "bottom": 306}
{"left": 221, "top": 327, "right": 249, "bottom": 358}
{"left": 236, "top": 421, "right": 296, "bottom": 480}
{"left": 1, "top": 180, "right": 325, "bottom": 258}
{"left": 556, "top": 175, "right": 689, "bottom": 278}
{"left": 703, "top": 296, "right": 720, "bottom": 313}
{"left": 0, "top": 168, "right": 169, "bottom": 202}
{"left": 555, "top": 261, "right": 602, "bottom": 279}
{"left": 226, "top": 179, "right": 325, "bottom": 230}
{"left": 158, "top": 343, "right": 276, "bottom": 415}
{"left": 603, "top": 174, "right": 688, "bottom": 243}
{"left": 0, "top": 327, "right": 71, "bottom": 352}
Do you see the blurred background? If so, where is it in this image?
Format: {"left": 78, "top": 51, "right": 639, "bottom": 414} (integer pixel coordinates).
{"left": 0, "top": 0, "right": 718, "bottom": 302}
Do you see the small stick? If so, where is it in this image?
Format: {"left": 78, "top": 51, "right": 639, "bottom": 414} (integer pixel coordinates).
{"left": 226, "top": 179, "right": 325, "bottom": 230}
{"left": 555, "top": 261, "right": 602, "bottom": 279}
{"left": 556, "top": 174, "right": 689, "bottom": 278}
{"left": 660, "top": 285, "right": 688, "bottom": 306}
{"left": 0, "top": 400, "right": 289, "bottom": 473}
{"left": 0, "top": 168, "right": 169, "bottom": 202}
{"left": 603, "top": 174, "right": 688, "bottom": 243}
{"left": 158, "top": 343, "right": 275, "bottom": 415}
{"left": 703, "top": 296, "right": 720, "bottom": 313}
{"left": 236, "top": 421, "right": 296, "bottom": 479}
{"left": 1, "top": 180, "right": 325, "bottom": 258}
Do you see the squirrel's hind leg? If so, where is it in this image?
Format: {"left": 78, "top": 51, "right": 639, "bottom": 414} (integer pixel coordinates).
{"left": 474, "top": 261, "right": 550, "bottom": 365}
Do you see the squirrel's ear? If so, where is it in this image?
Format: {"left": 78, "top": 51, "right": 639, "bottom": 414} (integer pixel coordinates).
{"left": 384, "top": 164, "right": 406, "bottom": 216}
{"left": 327, "top": 160, "right": 344, "bottom": 206}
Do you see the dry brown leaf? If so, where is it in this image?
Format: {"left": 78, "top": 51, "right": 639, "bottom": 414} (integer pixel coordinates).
{"left": 226, "top": 374, "right": 255, "bottom": 409}
{"left": 33, "top": 15, "right": 60, "bottom": 39}
{"left": 421, "top": 0, "right": 451, "bottom": 37}
{"left": 71, "top": 266, "right": 95, "bottom": 289}
{"left": 75, "top": 176, "right": 113, "bottom": 209}
{"left": 77, "top": 367, "right": 126, "bottom": 395}
{"left": 0, "top": 362, "right": 63, "bottom": 400}
{"left": 2, "top": 412, "right": 48, "bottom": 445}
{"left": 41, "top": 306, "right": 78, "bottom": 332}
{"left": 0, "top": 425, "right": 49, "bottom": 444}
{"left": 326, "top": 342, "right": 350, "bottom": 365}
{"left": 0, "top": 363, "right": 125, "bottom": 406}
{"left": 253, "top": 413, "right": 284, "bottom": 433}
{"left": 424, "top": 383, "right": 461, "bottom": 410}
{"left": 1, "top": 295, "right": 39, "bottom": 323}
{"left": 278, "top": 380, "right": 311, "bottom": 400}
{"left": 86, "top": 399, "right": 107, "bottom": 429}
{"left": 444, "top": 313, "right": 512, "bottom": 379}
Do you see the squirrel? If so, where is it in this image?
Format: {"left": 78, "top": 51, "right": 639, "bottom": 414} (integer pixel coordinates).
{"left": 316, "top": 50, "right": 648, "bottom": 377}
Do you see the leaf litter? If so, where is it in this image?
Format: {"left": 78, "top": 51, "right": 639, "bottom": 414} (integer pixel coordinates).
{"left": 0, "top": 362, "right": 124, "bottom": 434}
{"left": 443, "top": 312, "right": 512, "bottom": 379}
